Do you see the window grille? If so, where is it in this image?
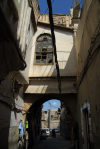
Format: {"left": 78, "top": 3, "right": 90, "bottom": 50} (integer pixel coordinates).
{"left": 35, "top": 34, "right": 53, "bottom": 64}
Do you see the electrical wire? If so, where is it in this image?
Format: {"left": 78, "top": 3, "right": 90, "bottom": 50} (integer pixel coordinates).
{"left": 80, "top": 0, "right": 83, "bottom": 5}
{"left": 70, "top": 0, "right": 83, "bottom": 9}
{"left": 77, "top": 21, "right": 100, "bottom": 88}
{"left": 0, "top": 93, "right": 28, "bottom": 112}
{"left": 38, "top": 0, "right": 55, "bottom": 20}
{"left": 71, "top": 0, "right": 75, "bottom": 8}
{"left": 48, "top": 101, "right": 60, "bottom": 109}
{"left": 26, "top": 0, "right": 55, "bottom": 51}
{"left": 0, "top": 98, "right": 27, "bottom": 114}
{"left": 0, "top": 93, "right": 11, "bottom": 100}
{"left": 11, "top": 73, "right": 29, "bottom": 110}
{"left": 76, "top": 50, "right": 98, "bottom": 105}
{"left": 26, "top": 25, "right": 48, "bottom": 54}
{"left": 47, "top": 0, "right": 61, "bottom": 94}
{"left": 26, "top": 17, "right": 73, "bottom": 54}
{"left": 75, "top": 0, "right": 98, "bottom": 88}
{"left": 11, "top": 78, "right": 28, "bottom": 111}
{"left": 26, "top": 12, "right": 74, "bottom": 55}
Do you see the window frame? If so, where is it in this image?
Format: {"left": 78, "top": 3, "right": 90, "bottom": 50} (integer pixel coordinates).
{"left": 34, "top": 34, "right": 54, "bottom": 65}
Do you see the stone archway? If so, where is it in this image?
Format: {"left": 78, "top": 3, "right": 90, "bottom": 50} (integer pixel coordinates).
{"left": 23, "top": 93, "right": 77, "bottom": 148}
{"left": 23, "top": 93, "right": 77, "bottom": 121}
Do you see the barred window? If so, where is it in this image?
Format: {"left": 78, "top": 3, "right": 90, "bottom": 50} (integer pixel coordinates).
{"left": 35, "top": 34, "right": 53, "bottom": 64}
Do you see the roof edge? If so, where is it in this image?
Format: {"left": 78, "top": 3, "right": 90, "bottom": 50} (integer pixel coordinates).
{"left": 37, "top": 21, "right": 74, "bottom": 33}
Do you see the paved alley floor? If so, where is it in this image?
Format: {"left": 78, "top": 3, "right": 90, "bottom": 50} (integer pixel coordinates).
{"left": 31, "top": 133, "right": 71, "bottom": 149}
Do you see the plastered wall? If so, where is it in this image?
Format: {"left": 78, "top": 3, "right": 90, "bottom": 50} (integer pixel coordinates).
{"left": 75, "top": 0, "right": 100, "bottom": 148}
{"left": 29, "top": 26, "right": 77, "bottom": 77}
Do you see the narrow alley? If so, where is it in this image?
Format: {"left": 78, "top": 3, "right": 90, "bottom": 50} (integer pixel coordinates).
{"left": 31, "top": 133, "right": 71, "bottom": 149}
{"left": 0, "top": 0, "right": 100, "bottom": 149}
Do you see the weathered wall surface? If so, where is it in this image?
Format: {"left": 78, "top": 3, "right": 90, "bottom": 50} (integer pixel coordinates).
{"left": 41, "top": 109, "right": 60, "bottom": 129}
{"left": 0, "top": 103, "right": 11, "bottom": 149}
{"left": 0, "top": 1, "right": 40, "bottom": 148}
{"left": 75, "top": 0, "right": 93, "bottom": 61}
{"left": 17, "top": 0, "right": 34, "bottom": 83}
{"left": 29, "top": 26, "right": 77, "bottom": 77}
{"left": 20, "top": 20, "right": 34, "bottom": 83}
{"left": 24, "top": 23, "right": 77, "bottom": 130}
{"left": 8, "top": 87, "right": 24, "bottom": 149}
{"left": 38, "top": 14, "right": 73, "bottom": 28}
{"left": 18, "top": 0, "right": 40, "bottom": 83}
{"left": 25, "top": 79, "right": 77, "bottom": 94}
{"left": 75, "top": 0, "right": 100, "bottom": 148}
{"left": 50, "top": 109, "right": 60, "bottom": 129}
{"left": 0, "top": 72, "right": 24, "bottom": 149}
{"left": 26, "top": 25, "right": 77, "bottom": 96}
{"left": 60, "top": 107, "right": 72, "bottom": 140}
{"left": 24, "top": 93, "right": 77, "bottom": 122}
{"left": 0, "top": 0, "right": 39, "bottom": 83}
{"left": 50, "top": 120, "right": 60, "bottom": 129}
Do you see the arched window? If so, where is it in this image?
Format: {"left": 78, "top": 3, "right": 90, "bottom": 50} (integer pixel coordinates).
{"left": 35, "top": 34, "right": 53, "bottom": 64}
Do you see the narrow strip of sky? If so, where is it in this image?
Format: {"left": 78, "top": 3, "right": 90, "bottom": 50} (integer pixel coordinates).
{"left": 43, "top": 99, "right": 60, "bottom": 111}
{"left": 38, "top": 0, "right": 74, "bottom": 15}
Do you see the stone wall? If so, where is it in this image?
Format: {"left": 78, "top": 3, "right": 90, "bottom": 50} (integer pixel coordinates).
{"left": 29, "top": 25, "right": 77, "bottom": 77}
{"left": 38, "top": 14, "right": 73, "bottom": 28}
{"left": 75, "top": 0, "right": 100, "bottom": 148}
{"left": 0, "top": 0, "right": 40, "bottom": 148}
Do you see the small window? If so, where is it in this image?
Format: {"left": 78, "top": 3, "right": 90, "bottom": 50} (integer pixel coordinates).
{"left": 45, "top": 111, "right": 47, "bottom": 114}
{"left": 51, "top": 115, "right": 53, "bottom": 118}
{"left": 35, "top": 34, "right": 53, "bottom": 64}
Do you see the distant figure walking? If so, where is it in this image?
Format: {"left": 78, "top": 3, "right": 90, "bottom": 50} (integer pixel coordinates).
{"left": 52, "top": 129, "right": 56, "bottom": 138}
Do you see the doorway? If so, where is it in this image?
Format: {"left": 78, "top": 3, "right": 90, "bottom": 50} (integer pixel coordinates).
{"left": 81, "top": 103, "right": 93, "bottom": 149}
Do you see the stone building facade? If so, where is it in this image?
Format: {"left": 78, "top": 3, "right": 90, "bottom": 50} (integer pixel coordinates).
{"left": 0, "top": 0, "right": 40, "bottom": 148}
{"left": 1, "top": 0, "right": 100, "bottom": 149}
{"left": 38, "top": 13, "right": 73, "bottom": 28}
{"left": 75, "top": 0, "right": 100, "bottom": 149}
{"left": 60, "top": 102, "right": 73, "bottom": 140}
{"left": 24, "top": 11, "right": 77, "bottom": 147}
{"left": 41, "top": 109, "right": 61, "bottom": 129}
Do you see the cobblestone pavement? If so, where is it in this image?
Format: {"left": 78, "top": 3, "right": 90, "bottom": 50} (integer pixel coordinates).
{"left": 31, "top": 133, "right": 71, "bottom": 149}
